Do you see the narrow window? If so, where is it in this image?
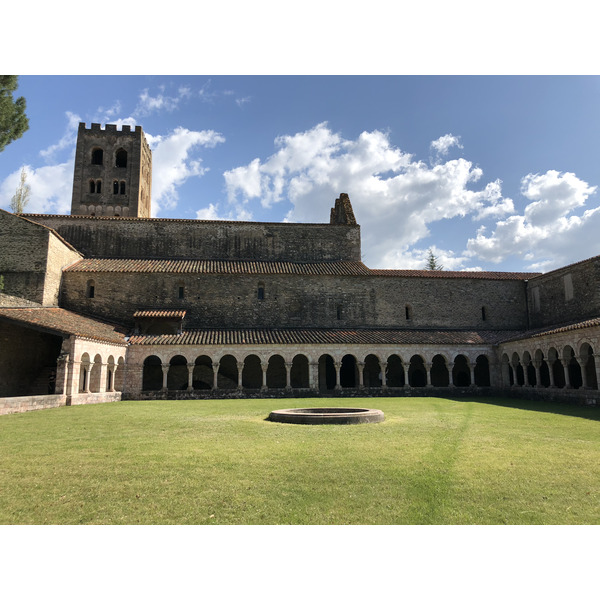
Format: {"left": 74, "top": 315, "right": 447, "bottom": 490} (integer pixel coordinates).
{"left": 257, "top": 284, "right": 265, "bottom": 301}
{"left": 405, "top": 305, "right": 412, "bottom": 320}
{"left": 178, "top": 285, "right": 185, "bottom": 300}
{"left": 481, "top": 306, "right": 487, "bottom": 321}
{"left": 89, "top": 180, "right": 95, "bottom": 193}
{"left": 91, "top": 148, "right": 103, "bottom": 165}
{"left": 87, "top": 280, "right": 95, "bottom": 299}
{"left": 116, "top": 149, "right": 127, "bottom": 168}
{"left": 96, "top": 180, "right": 102, "bottom": 193}
{"left": 113, "top": 180, "right": 119, "bottom": 195}
{"left": 120, "top": 181, "right": 126, "bottom": 195}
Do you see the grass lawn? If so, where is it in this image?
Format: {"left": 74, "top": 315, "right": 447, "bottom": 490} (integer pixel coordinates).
{"left": 1, "top": 396, "right": 599, "bottom": 525}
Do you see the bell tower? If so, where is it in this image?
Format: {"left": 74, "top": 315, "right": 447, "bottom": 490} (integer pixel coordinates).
{"left": 71, "top": 122, "right": 152, "bottom": 218}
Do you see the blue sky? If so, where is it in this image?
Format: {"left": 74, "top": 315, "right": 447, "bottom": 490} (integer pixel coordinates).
{"left": 3, "top": 75, "right": 600, "bottom": 274}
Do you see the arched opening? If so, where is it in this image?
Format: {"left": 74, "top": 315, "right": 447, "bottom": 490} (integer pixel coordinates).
{"left": 290, "top": 354, "right": 309, "bottom": 388}
{"left": 86, "top": 279, "right": 95, "bottom": 299}
{"left": 386, "top": 354, "right": 404, "bottom": 387}
{"left": 91, "top": 148, "right": 103, "bottom": 165}
{"left": 474, "top": 355, "right": 491, "bottom": 387}
{"left": 89, "top": 180, "right": 96, "bottom": 193}
{"left": 340, "top": 354, "right": 357, "bottom": 388}
{"left": 267, "top": 355, "right": 286, "bottom": 389}
{"left": 167, "top": 355, "right": 188, "bottom": 390}
{"left": 318, "top": 354, "right": 336, "bottom": 391}
{"left": 89, "top": 354, "right": 102, "bottom": 392}
{"left": 142, "top": 355, "right": 162, "bottom": 391}
{"left": 431, "top": 354, "right": 449, "bottom": 387}
{"left": 193, "top": 355, "right": 213, "bottom": 390}
{"left": 409, "top": 355, "right": 426, "bottom": 387}
{"left": 511, "top": 352, "right": 524, "bottom": 386}
{"left": 535, "top": 349, "right": 551, "bottom": 387}
{"left": 115, "top": 149, "right": 127, "bottom": 168}
{"left": 113, "top": 180, "right": 119, "bottom": 195}
{"left": 580, "top": 343, "right": 598, "bottom": 390}
{"left": 564, "top": 345, "right": 582, "bottom": 389}
{"left": 106, "top": 356, "right": 115, "bottom": 391}
{"left": 95, "top": 180, "right": 102, "bottom": 193}
{"left": 363, "top": 354, "right": 381, "bottom": 388}
{"left": 218, "top": 355, "right": 238, "bottom": 389}
{"left": 523, "top": 351, "right": 536, "bottom": 386}
{"left": 452, "top": 355, "right": 471, "bottom": 387}
{"left": 79, "top": 353, "right": 91, "bottom": 392}
{"left": 549, "top": 347, "right": 565, "bottom": 388}
{"left": 120, "top": 181, "right": 126, "bottom": 195}
{"left": 242, "top": 354, "right": 262, "bottom": 389}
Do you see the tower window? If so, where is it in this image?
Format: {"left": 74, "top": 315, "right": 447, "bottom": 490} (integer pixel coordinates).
{"left": 257, "top": 284, "right": 265, "bottom": 301}
{"left": 405, "top": 305, "right": 412, "bottom": 320}
{"left": 481, "top": 306, "right": 487, "bottom": 321}
{"left": 120, "top": 181, "right": 126, "bottom": 195}
{"left": 113, "top": 180, "right": 119, "bottom": 195}
{"left": 89, "top": 180, "right": 95, "bottom": 193}
{"left": 178, "top": 285, "right": 185, "bottom": 300}
{"left": 96, "top": 180, "right": 102, "bottom": 193}
{"left": 116, "top": 149, "right": 127, "bottom": 168}
{"left": 91, "top": 148, "right": 103, "bottom": 165}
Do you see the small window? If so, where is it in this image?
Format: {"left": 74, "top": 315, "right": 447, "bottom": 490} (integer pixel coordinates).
{"left": 89, "top": 180, "right": 95, "bottom": 193}
{"left": 113, "top": 180, "right": 119, "bottom": 195}
{"left": 87, "top": 280, "right": 95, "bottom": 299}
{"left": 564, "top": 273, "right": 574, "bottom": 301}
{"left": 116, "top": 149, "right": 127, "bottom": 168}
{"left": 178, "top": 285, "right": 185, "bottom": 300}
{"left": 257, "top": 284, "right": 265, "bottom": 301}
{"left": 96, "top": 180, "right": 102, "bottom": 193}
{"left": 405, "top": 305, "right": 412, "bottom": 320}
{"left": 120, "top": 181, "right": 126, "bottom": 195}
{"left": 481, "top": 306, "right": 487, "bottom": 321}
{"left": 91, "top": 148, "right": 103, "bottom": 165}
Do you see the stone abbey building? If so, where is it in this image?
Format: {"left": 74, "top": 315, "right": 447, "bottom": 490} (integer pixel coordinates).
{"left": 1, "top": 123, "right": 600, "bottom": 413}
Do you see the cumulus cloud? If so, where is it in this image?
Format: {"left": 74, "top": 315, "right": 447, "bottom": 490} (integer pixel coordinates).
{"left": 148, "top": 127, "right": 225, "bottom": 216}
{"left": 430, "top": 133, "right": 463, "bottom": 158}
{"left": 466, "top": 170, "right": 599, "bottom": 271}
{"left": 39, "top": 111, "right": 81, "bottom": 161}
{"left": 133, "top": 86, "right": 191, "bottom": 117}
{"left": 223, "top": 123, "right": 515, "bottom": 267}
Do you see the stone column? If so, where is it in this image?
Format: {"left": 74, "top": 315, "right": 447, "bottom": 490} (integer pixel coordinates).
{"left": 425, "top": 361, "right": 433, "bottom": 388}
{"left": 501, "top": 360, "right": 510, "bottom": 388}
{"left": 403, "top": 362, "right": 410, "bottom": 388}
{"left": 561, "top": 359, "right": 571, "bottom": 389}
{"left": 533, "top": 359, "right": 542, "bottom": 388}
{"left": 236, "top": 361, "right": 243, "bottom": 390}
{"left": 381, "top": 361, "right": 387, "bottom": 390}
{"left": 577, "top": 357, "right": 589, "bottom": 389}
{"left": 334, "top": 361, "right": 342, "bottom": 391}
{"left": 548, "top": 360, "right": 556, "bottom": 388}
{"left": 107, "top": 366, "right": 115, "bottom": 392}
{"left": 357, "top": 361, "right": 365, "bottom": 389}
{"left": 309, "top": 361, "right": 318, "bottom": 391}
{"left": 522, "top": 360, "right": 530, "bottom": 387}
{"left": 212, "top": 364, "right": 219, "bottom": 390}
{"left": 97, "top": 362, "right": 108, "bottom": 393}
{"left": 468, "top": 361, "right": 476, "bottom": 387}
{"left": 448, "top": 361, "right": 455, "bottom": 388}
{"left": 510, "top": 360, "right": 519, "bottom": 387}
{"left": 161, "top": 365, "right": 169, "bottom": 391}
{"left": 187, "top": 364, "right": 194, "bottom": 392}
{"left": 594, "top": 359, "right": 600, "bottom": 391}
{"left": 261, "top": 364, "right": 268, "bottom": 392}
{"left": 285, "top": 362, "right": 292, "bottom": 390}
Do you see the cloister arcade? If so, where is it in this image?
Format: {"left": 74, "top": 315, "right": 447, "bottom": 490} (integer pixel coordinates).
{"left": 78, "top": 352, "right": 126, "bottom": 394}
{"left": 134, "top": 348, "right": 494, "bottom": 394}
{"left": 499, "top": 340, "right": 600, "bottom": 390}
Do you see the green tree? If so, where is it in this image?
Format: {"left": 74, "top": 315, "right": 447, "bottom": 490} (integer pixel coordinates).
{"left": 0, "top": 75, "right": 29, "bottom": 153}
{"left": 10, "top": 167, "right": 31, "bottom": 213}
{"left": 425, "top": 248, "right": 444, "bottom": 271}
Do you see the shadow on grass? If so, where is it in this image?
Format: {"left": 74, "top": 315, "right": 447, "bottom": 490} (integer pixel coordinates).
{"left": 443, "top": 394, "right": 600, "bottom": 422}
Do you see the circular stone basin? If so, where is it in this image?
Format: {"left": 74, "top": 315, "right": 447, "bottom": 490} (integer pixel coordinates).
{"left": 268, "top": 407, "right": 384, "bottom": 425}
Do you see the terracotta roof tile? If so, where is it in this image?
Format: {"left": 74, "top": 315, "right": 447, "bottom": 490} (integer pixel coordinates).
{"left": 128, "top": 328, "right": 522, "bottom": 346}
{"left": 500, "top": 317, "right": 600, "bottom": 343}
{"left": 0, "top": 307, "right": 128, "bottom": 345}
{"left": 370, "top": 269, "right": 536, "bottom": 281}
{"left": 133, "top": 310, "right": 186, "bottom": 319}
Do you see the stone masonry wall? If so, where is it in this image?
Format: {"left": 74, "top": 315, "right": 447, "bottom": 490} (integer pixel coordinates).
{"left": 25, "top": 215, "right": 362, "bottom": 263}
{"left": 60, "top": 270, "right": 529, "bottom": 330}
{"left": 527, "top": 257, "right": 600, "bottom": 328}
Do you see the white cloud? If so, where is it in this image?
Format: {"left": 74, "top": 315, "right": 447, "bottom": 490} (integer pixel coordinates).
{"left": 466, "top": 170, "right": 599, "bottom": 271}
{"left": 133, "top": 87, "right": 191, "bottom": 117}
{"left": 430, "top": 133, "right": 463, "bottom": 157}
{"left": 223, "top": 123, "right": 515, "bottom": 267}
{"left": 149, "top": 127, "right": 226, "bottom": 216}
{"left": 39, "top": 111, "right": 80, "bottom": 161}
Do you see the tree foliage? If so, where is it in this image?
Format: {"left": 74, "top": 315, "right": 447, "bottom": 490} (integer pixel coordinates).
{"left": 0, "top": 75, "right": 29, "bottom": 153}
{"left": 10, "top": 167, "right": 31, "bottom": 213}
{"left": 425, "top": 248, "right": 444, "bottom": 271}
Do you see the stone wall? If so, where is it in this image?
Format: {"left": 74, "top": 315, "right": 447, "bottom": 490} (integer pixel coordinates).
{"left": 60, "top": 270, "right": 529, "bottom": 330}
{"left": 25, "top": 215, "right": 362, "bottom": 263}
{"left": 528, "top": 257, "right": 600, "bottom": 328}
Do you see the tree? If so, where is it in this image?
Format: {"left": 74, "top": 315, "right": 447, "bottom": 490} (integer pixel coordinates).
{"left": 0, "top": 75, "right": 29, "bottom": 153}
{"left": 425, "top": 248, "right": 444, "bottom": 271}
{"left": 10, "top": 167, "right": 31, "bottom": 213}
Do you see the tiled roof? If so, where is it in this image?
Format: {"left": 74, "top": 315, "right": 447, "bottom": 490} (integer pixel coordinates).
{"left": 128, "top": 328, "right": 523, "bottom": 346}
{"left": 65, "top": 259, "right": 372, "bottom": 276}
{"left": 500, "top": 317, "right": 600, "bottom": 343}
{"left": 64, "top": 258, "right": 536, "bottom": 280}
{"left": 0, "top": 307, "right": 128, "bottom": 345}
{"left": 370, "top": 269, "right": 536, "bottom": 280}
{"left": 133, "top": 310, "right": 186, "bottom": 319}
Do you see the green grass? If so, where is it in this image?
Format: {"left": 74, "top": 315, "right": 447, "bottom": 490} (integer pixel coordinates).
{"left": 1, "top": 397, "right": 599, "bottom": 524}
